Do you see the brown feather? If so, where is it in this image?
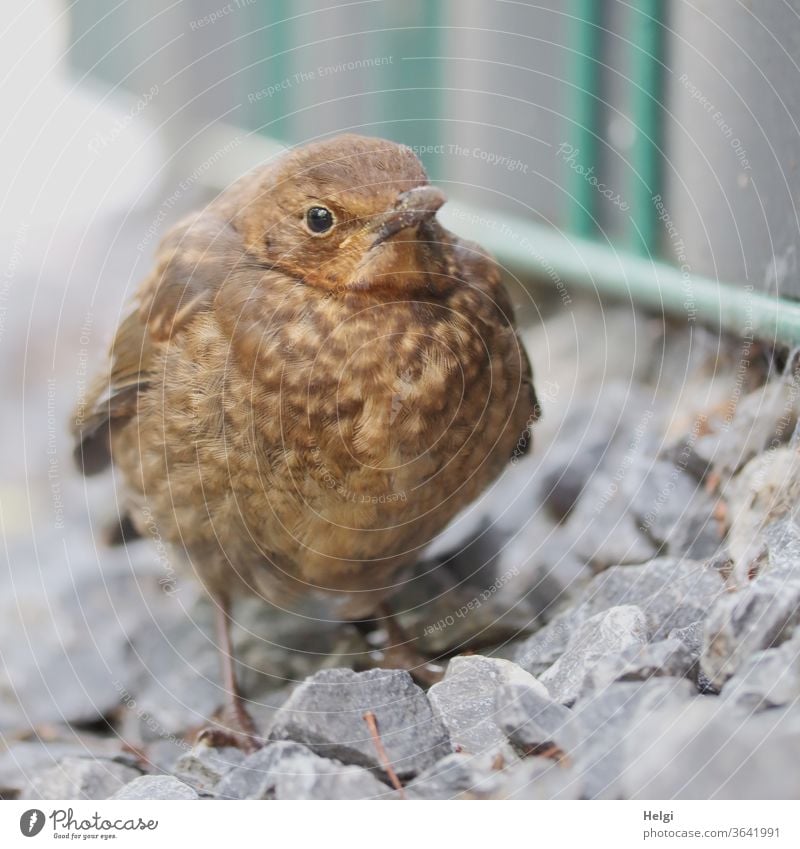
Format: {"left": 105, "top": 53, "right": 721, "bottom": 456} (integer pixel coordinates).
{"left": 73, "top": 135, "right": 538, "bottom": 621}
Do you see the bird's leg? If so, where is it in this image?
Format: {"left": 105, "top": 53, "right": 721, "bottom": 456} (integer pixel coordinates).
{"left": 196, "top": 594, "right": 263, "bottom": 752}
{"left": 372, "top": 602, "right": 444, "bottom": 686}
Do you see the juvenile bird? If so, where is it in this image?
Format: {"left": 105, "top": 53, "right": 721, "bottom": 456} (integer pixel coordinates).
{"left": 73, "top": 134, "right": 538, "bottom": 749}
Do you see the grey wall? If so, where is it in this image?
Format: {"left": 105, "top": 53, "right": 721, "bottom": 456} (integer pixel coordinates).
{"left": 664, "top": 0, "right": 800, "bottom": 300}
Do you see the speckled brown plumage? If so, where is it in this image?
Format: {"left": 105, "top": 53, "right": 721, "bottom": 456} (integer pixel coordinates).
{"left": 73, "top": 134, "right": 537, "bottom": 743}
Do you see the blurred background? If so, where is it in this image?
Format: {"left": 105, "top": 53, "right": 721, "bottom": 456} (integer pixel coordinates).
{"left": 3, "top": 0, "right": 798, "bottom": 489}
{"left": 45, "top": 0, "right": 800, "bottom": 282}
{"left": 2, "top": 0, "right": 800, "bottom": 789}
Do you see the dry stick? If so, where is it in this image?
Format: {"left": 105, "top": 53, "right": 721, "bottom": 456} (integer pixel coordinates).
{"left": 362, "top": 711, "right": 406, "bottom": 798}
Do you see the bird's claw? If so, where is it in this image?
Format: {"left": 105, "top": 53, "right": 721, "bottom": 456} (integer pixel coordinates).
{"left": 196, "top": 698, "right": 264, "bottom": 753}
{"left": 375, "top": 646, "right": 445, "bottom": 686}
{"left": 196, "top": 725, "right": 264, "bottom": 754}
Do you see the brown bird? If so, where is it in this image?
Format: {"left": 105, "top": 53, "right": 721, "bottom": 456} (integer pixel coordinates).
{"left": 72, "top": 134, "right": 538, "bottom": 750}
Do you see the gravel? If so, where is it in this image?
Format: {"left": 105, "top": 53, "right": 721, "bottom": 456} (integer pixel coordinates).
{"left": 215, "top": 741, "right": 391, "bottom": 800}
{"left": 720, "top": 629, "right": 800, "bottom": 711}
{"left": 584, "top": 638, "right": 696, "bottom": 691}
{"left": 5, "top": 288, "right": 798, "bottom": 800}
{"left": 700, "top": 577, "right": 800, "bottom": 688}
{"left": 22, "top": 757, "right": 142, "bottom": 800}
{"left": 112, "top": 775, "right": 199, "bottom": 800}
{"left": 691, "top": 379, "right": 800, "bottom": 479}
{"left": 405, "top": 752, "right": 499, "bottom": 799}
{"left": 268, "top": 668, "right": 451, "bottom": 779}
{"left": 173, "top": 744, "right": 248, "bottom": 795}
{"left": 725, "top": 447, "right": 800, "bottom": 573}
{"left": 538, "top": 605, "right": 650, "bottom": 704}
{"left": 515, "top": 557, "right": 724, "bottom": 677}
{"left": 494, "top": 683, "right": 575, "bottom": 752}
{"left": 621, "top": 700, "right": 800, "bottom": 799}
{"left": 428, "top": 655, "right": 547, "bottom": 760}
{"left": 566, "top": 678, "right": 696, "bottom": 799}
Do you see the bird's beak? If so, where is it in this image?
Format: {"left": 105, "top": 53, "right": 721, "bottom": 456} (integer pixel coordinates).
{"left": 370, "top": 185, "right": 447, "bottom": 247}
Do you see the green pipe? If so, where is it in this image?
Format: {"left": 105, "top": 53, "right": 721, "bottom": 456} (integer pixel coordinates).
{"left": 250, "top": 0, "right": 292, "bottom": 140}
{"left": 627, "top": 0, "right": 665, "bottom": 255}
{"left": 568, "top": 0, "right": 603, "bottom": 237}
{"left": 440, "top": 203, "right": 800, "bottom": 347}
{"left": 380, "top": 5, "right": 442, "bottom": 179}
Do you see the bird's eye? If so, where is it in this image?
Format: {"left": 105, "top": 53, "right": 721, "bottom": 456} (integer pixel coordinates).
{"left": 305, "top": 206, "right": 335, "bottom": 234}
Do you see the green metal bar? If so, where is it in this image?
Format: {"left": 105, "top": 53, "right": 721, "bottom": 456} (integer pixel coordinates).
{"left": 379, "top": 5, "right": 442, "bottom": 178}
{"left": 627, "top": 0, "right": 665, "bottom": 255}
{"left": 440, "top": 203, "right": 800, "bottom": 347}
{"left": 568, "top": 0, "right": 603, "bottom": 237}
{"left": 250, "top": 0, "right": 292, "bottom": 140}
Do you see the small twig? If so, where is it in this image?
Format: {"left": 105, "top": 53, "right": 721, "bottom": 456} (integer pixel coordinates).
{"left": 363, "top": 711, "right": 405, "bottom": 798}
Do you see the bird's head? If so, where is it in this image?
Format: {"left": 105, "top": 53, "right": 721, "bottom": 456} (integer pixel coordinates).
{"left": 227, "top": 134, "right": 450, "bottom": 293}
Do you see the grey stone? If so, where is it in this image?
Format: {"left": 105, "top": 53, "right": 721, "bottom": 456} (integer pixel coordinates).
{"left": 0, "top": 569, "right": 177, "bottom": 730}
{"left": 215, "top": 741, "right": 391, "bottom": 800}
{"left": 132, "top": 737, "right": 192, "bottom": 776}
{"left": 407, "top": 743, "right": 580, "bottom": 800}
{"left": 679, "top": 620, "right": 723, "bottom": 697}
{"left": 585, "top": 639, "right": 696, "bottom": 691}
{"left": 499, "top": 526, "right": 591, "bottom": 625}
{"left": 721, "top": 630, "right": 800, "bottom": 710}
{"left": 471, "top": 757, "right": 582, "bottom": 799}
{"left": 668, "top": 620, "right": 704, "bottom": 660}
{"left": 567, "top": 472, "right": 660, "bottom": 569}
{"left": 494, "top": 683, "right": 575, "bottom": 752}
{"left": 539, "top": 441, "right": 608, "bottom": 522}
{"left": 23, "top": 757, "right": 141, "bottom": 800}
{"left": 529, "top": 378, "right": 661, "bottom": 539}
{"left": 766, "top": 518, "right": 800, "bottom": 576}
{"left": 428, "top": 656, "right": 546, "bottom": 760}
{"left": 513, "top": 613, "right": 577, "bottom": 677}
{"left": 579, "top": 558, "right": 724, "bottom": 638}
{"left": 567, "top": 678, "right": 696, "bottom": 798}
{"left": 112, "top": 775, "right": 199, "bottom": 800}
{"left": 753, "top": 518, "right": 800, "bottom": 581}
{"left": 0, "top": 737, "right": 126, "bottom": 800}
{"left": 539, "top": 606, "right": 650, "bottom": 705}
{"left": 694, "top": 380, "right": 800, "bottom": 480}
{"left": 532, "top": 383, "right": 644, "bottom": 523}
{"left": 391, "top": 536, "right": 541, "bottom": 658}
{"left": 125, "top": 596, "right": 345, "bottom": 741}
{"left": 725, "top": 447, "right": 800, "bottom": 571}
{"left": 701, "top": 578, "right": 800, "bottom": 688}
{"left": 558, "top": 443, "right": 720, "bottom": 571}
{"left": 405, "top": 752, "right": 500, "bottom": 799}
{"left": 515, "top": 558, "right": 724, "bottom": 676}
{"left": 622, "top": 700, "right": 800, "bottom": 799}
{"left": 631, "top": 458, "right": 721, "bottom": 561}
{"left": 269, "top": 668, "right": 450, "bottom": 779}
{"left": 173, "top": 744, "right": 247, "bottom": 795}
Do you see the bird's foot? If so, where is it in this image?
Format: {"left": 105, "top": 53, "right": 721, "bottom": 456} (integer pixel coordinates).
{"left": 375, "top": 642, "right": 445, "bottom": 686}
{"left": 355, "top": 603, "right": 446, "bottom": 686}
{"left": 196, "top": 699, "right": 264, "bottom": 753}
{"left": 196, "top": 726, "right": 263, "bottom": 753}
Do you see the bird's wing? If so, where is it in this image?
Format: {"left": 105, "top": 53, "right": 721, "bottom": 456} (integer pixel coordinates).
{"left": 453, "top": 234, "right": 540, "bottom": 424}
{"left": 72, "top": 210, "right": 242, "bottom": 475}
{"left": 450, "top": 234, "right": 540, "bottom": 465}
{"left": 492, "top": 269, "right": 541, "bottom": 435}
